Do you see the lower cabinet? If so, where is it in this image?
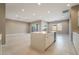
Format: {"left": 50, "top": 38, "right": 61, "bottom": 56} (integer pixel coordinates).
{"left": 73, "top": 32, "right": 79, "bottom": 54}
{"left": 31, "top": 32, "right": 56, "bottom": 51}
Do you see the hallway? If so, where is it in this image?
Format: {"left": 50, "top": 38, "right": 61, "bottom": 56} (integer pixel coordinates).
{"left": 1, "top": 33, "right": 77, "bottom": 55}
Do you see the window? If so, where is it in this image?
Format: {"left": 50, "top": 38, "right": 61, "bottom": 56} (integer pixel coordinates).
{"left": 57, "top": 23, "right": 62, "bottom": 31}
{"left": 32, "top": 24, "right": 39, "bottom": 32}
{"left": 52, "top": 25, "right": 57, "bottom": 31}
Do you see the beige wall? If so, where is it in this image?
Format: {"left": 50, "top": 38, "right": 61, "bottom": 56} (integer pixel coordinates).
{"left": 0, "top": 4, "right": 5, "bottom": 44}
{"left": 6, "top": 20, "right": 29, "bottom": 34}
{"left": 48, "top": 20, "right": 69, "bottom": 34}
{"left": 29, "top": 20, "right": 69, "bottom": 34}
{"left": 71, "top": 5, "right": 79, "bottom": 32}
{"left": 62, "top": 21, "right": 69, "bottom": 34}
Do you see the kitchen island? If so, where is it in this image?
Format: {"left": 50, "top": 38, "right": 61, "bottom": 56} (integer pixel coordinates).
{"left": 31, "top": 31, "right": 56, "bottom": 51}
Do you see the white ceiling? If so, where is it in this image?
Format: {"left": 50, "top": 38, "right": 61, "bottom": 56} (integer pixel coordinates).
{"left": 6, "top": 3, "right": 78, "bottom": 22}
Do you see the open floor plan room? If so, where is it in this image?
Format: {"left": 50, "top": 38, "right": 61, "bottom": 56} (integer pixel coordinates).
{"left": 2, "top": 33, "right": 77, "bottom": 55}
{"left": 0, "top": 3, "right": 79, "bottom": 55}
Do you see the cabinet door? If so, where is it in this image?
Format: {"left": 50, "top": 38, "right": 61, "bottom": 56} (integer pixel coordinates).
{"left": 73, "top": 33, "right": 79, "bottom": 54}
{"left": 76, "top": 34, "right": 79, "bottom": 54}
{"left": 73, "top": 33, "right": 77, "bottom": 47}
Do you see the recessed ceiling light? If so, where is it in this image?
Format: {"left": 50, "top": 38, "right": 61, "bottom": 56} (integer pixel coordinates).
{"left": 67, "top": 4, "right": 70, "bottom": 7}
{"left": 37, "top": 3, "right": 41, "bottom": 5}
{"left": 16, "top": 14, "right": 18, "bottom": 17}
{"left": 39, "top": 16, "right": 42, "bottom": 18}
{"left": 33, "top": 13, "right": 36, "bottom": 16}
{"left": 21, "top": 9, "right": 25, "bottom": 12}
{"left": 48, "top": 11, "right": 50, "bottom": 14}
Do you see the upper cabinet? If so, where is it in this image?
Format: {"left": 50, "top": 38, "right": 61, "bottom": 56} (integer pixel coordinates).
{"left": 78, "top": 9, "right": 79, "bottom": 27}
{"left": 73, "top": 32, "right": 79, "bottom": 54}
{"left": 71, "top": 5, "right": 79, "bottom": 32}
{"left": 0, "top": 4, "right": 5, "bottom": 44}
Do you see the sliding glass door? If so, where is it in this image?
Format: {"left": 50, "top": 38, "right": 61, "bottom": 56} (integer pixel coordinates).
{"left": 32, "top": 24, "right": 40, "bottom": 32}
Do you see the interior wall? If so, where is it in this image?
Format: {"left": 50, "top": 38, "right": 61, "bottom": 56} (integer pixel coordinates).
{"left": 62, "top": 21, "right": 69, "bottom": 34}
{"left": 6, "top": 20, "right": 29, "bottom": 34}
{"left": 0, "top": 4, "right": 5, "bottom": 44}
{"left": 48, "top": 20, "right": 69, "bottom": 34}
{"left": 71, "top": 5, "right": 79, "bottom": 32}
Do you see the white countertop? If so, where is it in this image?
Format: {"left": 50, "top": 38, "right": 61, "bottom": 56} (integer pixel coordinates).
{"left": 32, "top": 31, "right": 47, "bottom": 34}
{"left": 73, "top": 32, "right": 79, "bottom": 34}
{"left": 31, "top": 31, "right": 56, "bottom": 34}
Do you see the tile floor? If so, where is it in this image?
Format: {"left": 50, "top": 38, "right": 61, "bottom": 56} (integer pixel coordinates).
{"left": 0, "top": 33, "right": 77, "bottom": 55}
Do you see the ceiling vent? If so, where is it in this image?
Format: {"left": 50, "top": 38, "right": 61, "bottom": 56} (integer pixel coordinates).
{"left": 62, "top": 9, "right": 69, "bottom": 13}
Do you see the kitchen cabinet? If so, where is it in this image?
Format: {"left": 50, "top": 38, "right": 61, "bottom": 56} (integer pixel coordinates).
{"left": 0, "top": 34, "right": 2, "bottom": 41}
{"left": 31, "top": 32, "right": 56, "bottom": 51}
{"left": 73, "top": 32, "right": 79, "bottom": 54}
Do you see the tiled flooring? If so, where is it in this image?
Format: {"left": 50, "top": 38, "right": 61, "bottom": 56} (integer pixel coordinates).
{"left": 44, "top": 34, "right": 77, "bottom": 55}
{"left": 0, "top": 42, "right": 2, "bottom": 55}
{"left": 1, "top": 33, "right": 77, "bottom": 55}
